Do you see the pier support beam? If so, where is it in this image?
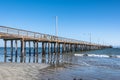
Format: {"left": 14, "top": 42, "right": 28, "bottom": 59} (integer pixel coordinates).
{"left": 65, "top": 44, "right": 67, "bottom": 53}
{"left": 70, "top": 44, "right": 72, "bottom": 52}
{"left": 15, "top": 40, "right": 18, "bottom": 62}
{"left": 20, "top": 39, "right": 25, "bottom": 63}
{"left": 4, "top": 40, "right": 7, "bottom": 62}
{"left": 51, "top": 43, "right": 53, "bottom": 53}
{"left": 36, "top": 41, "right": 38, "bottom": 63}
{"left": 58, "top": 43, "right": 60, "bottom": 53}
{"left": 58, "top": 43, "right": 61, "bottom": 53}
{"left": 10, "top": 40, "right": 13, "bottom": 62}
{"left": 64, "top": 43, "right": 66, "bottom": 53}
{"left": 45, "top": 42, "right": 47, "bottom": 54}
{"left": 48, "top": 42, "right": 50, "bottom": 54}
{"left": 24, "top": 41, "right": 26, "bottom": 63}
{"left": 28, "top": 41, "right": 31, "bottom": 63}
{"left": 42, "top": 42, "right": 45, "bottom": 55}
{"left": 68, "top": 44, "right": 71, "bottom": 52}
{"left": 53, "top": 43, "right": 56, "bottom": 53}
{"left": 81, "top": 44, "right": 84, "bottom": 51}
{"left": 62, "top": 44, "right": 64, "bottom": 53}
{"left": 33, "top": 41, "right": 35, "bottom": 63}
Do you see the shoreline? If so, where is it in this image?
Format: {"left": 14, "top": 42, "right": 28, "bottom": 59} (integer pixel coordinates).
{"left": 0, "top": 62, "right": 49, "bottom": 80}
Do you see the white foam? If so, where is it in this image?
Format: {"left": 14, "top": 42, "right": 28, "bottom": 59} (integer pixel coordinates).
{"left": 74, "top": 54, "right": 109, "bottom": 57}
{"left": 88, "top": 54, "right": 109, "bottom": 58}
{"left": 116, "top": 55, "right": 120, "bottom": 58}
{"left": 74, "top": 54, "right": 84, "bottom": 56}
{"left": 74, "top": 54, "right": 120, "bottom": 58}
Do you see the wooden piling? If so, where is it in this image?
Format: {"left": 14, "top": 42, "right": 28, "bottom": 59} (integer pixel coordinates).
{"left": 74, "top": 44, "right": 77, "bottom": 52}
{"left": 24, "top": 41, "right": 26, "bottom": 63}
{"left": 44, "top": 42, "right": 47, "bottom": 54}
{"left": 33, "top": 41, "right": 35, "bottom": 63}
{"left": 11, "top": 40, "right": 13, "bottom": 62}
{"left": 15, "top": 40, "right": 18, "bottom": 62}
{"left": 48, "top": 42, "right": 50, "bottom": 54}
{"left": 66, "top": 44, "right": 68, "bottom": 53}
{"left": 4, "top": 40, "right": 7, "bottom": 62}
{"left": 53, "top": 43, "right": 56, "bottom": 53}
{"left": 62, "top": 44, "right": 64, "bottom": 53}
{"left": 57, "top": 43, "right": 59, "bottom": 53}
{"left": 58, "top": 43, "right": 60, "bottom": 53}
{"left": 36, "top": 41, "right": 38, "bottom": 63}
{"left": 20, "top": 39, "right": 24, "bottom": 63}
{"left": 70, "top": 44, "right": 72, "bottom": 52}
{"left": 51, "top": 43, "right": 53, "bottom": 53}
{"left": 81, "top": 44, "right": 84, "bottom": 51}
{"left": 63, "top": 43, "right": 65, "bottom": 53}
{"left": 29, "top": 41, "right": 31, "bottom": 63}
{"left": 42, "top": 42, "right": 45, "bottom": 55}
{"left": 68, "top": 44, "right": 70, "bottom": 52}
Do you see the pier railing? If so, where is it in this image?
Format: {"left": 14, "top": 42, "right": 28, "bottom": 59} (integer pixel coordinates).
{"left": 0, "top": 26, "right": 83, "bottom": 42}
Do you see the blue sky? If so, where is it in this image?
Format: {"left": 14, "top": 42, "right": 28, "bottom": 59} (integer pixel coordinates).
{"left": 0, "top": 0, "right": 120, "bottom": 47}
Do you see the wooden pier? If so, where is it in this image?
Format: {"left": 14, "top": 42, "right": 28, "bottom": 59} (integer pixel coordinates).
{"left": 0, "top": 26, "right": 111, "bottom": 63}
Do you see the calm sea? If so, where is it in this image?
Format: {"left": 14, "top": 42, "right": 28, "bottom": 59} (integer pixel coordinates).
{"left": 0, "top": 48, "right": 120, "bottom": 80}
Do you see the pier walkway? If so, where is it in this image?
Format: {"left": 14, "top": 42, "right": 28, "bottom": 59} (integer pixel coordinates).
{"left": 0, "top": 26, "right": 111, "bottom": 63}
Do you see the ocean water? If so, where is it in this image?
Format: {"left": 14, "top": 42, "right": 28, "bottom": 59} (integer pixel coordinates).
{"left": 0, "top": 48, "right": 120, "bottom": 80}
{"left": 37, "top": 48, "right": 120, "bottom": 80}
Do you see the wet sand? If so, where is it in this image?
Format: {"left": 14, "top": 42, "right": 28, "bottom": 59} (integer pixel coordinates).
{"left": 0, "top": 62, "right": 49, "bottom": 80}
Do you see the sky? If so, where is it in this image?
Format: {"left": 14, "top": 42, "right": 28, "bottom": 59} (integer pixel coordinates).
{"left": 0, "top": 0, "right": 120, "bottom": 47}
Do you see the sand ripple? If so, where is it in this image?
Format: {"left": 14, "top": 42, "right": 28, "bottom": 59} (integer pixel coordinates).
{"left": 0, "top": 63, "right": 49, "bottom": 80}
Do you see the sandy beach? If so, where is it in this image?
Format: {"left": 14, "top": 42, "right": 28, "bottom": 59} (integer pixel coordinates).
{"left": 0, "top": 62, "right": 49, "bottom": 80}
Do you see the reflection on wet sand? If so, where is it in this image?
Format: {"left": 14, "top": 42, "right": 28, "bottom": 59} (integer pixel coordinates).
{"left": 36, "top": 52, "right": 83, "bottom": 80}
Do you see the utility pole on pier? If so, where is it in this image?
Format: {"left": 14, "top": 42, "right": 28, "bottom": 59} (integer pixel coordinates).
{"left": 89, "top": 33, "right": 91, "bottom": 50}
{"left": 56, "top": 16, "right": 58, "bottom": 37}
{"left": 55, "top": 16, "right": 58, "bottom": 53}
{"left": 89, "top": 33, "right": 91, "bottom": 44}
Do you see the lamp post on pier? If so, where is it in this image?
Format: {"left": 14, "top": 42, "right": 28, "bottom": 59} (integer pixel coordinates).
{"left": 55, "top": 16, "right": 58, "bottom": 53}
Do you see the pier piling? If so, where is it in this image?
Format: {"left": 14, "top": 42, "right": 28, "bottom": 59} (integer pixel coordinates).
{"left": 11, "top": 40, "right": 13, "bottom": 62}
{"left": 4, "top": 40, "right": 7, "bottom": 62}
{"left": 15, "top": 40, "right": 18, "bottom": 62}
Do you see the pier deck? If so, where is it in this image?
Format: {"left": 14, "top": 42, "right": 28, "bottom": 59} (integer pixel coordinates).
{"left": 0, "top": 26, "right": 111, "bottom": 63}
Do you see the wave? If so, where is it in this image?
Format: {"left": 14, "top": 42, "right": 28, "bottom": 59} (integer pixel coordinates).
{"left": 74, "top": 54, "right": 120, "bottom": 58}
